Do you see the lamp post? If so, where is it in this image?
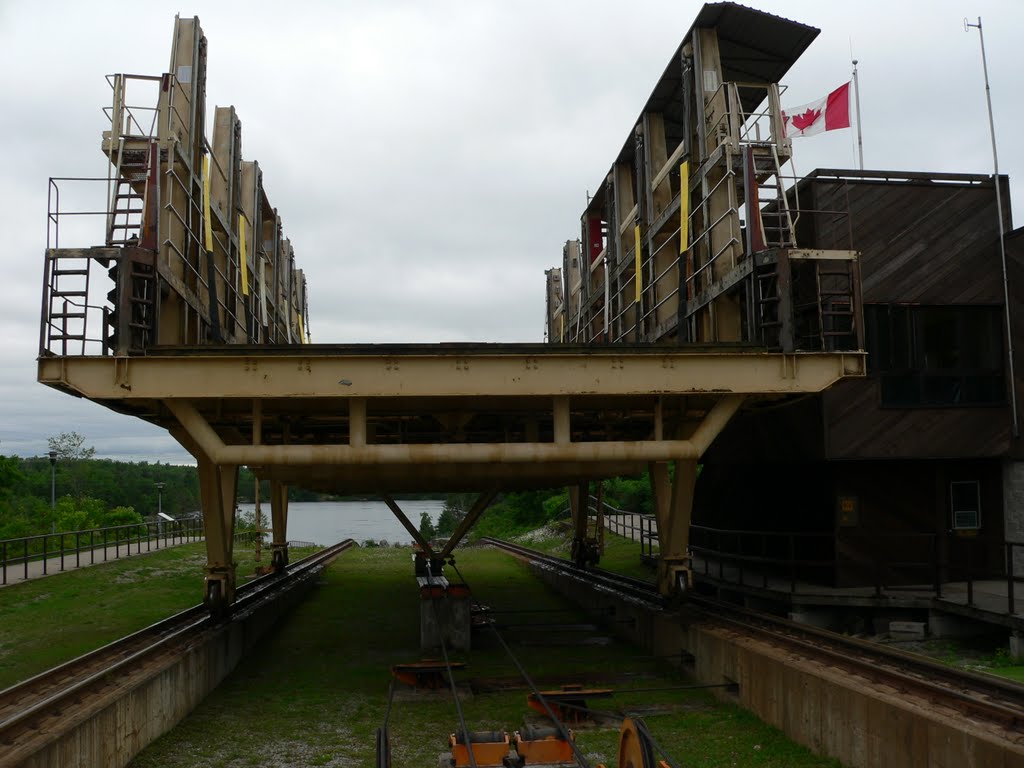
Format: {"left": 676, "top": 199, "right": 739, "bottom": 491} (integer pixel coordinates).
{"left": 155, "top": 481, "right": 165, "bottom": 535}
{"left": 48, "top": 450, "right": 57, "bottom": 534}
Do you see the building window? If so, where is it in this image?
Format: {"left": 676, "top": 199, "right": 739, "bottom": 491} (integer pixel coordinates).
{"left": 950, "top": 480, "right": 981, "bottom": 530}
{"left": 864, "top": 304, "right": 1005, "bottom": 407}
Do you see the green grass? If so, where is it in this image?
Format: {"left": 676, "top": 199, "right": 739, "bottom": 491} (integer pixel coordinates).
{"left": 128, "top": 543, "right": 842, "bottom": 768}
{"left": 0, "top": 540, "right": 316, "bottom": 689}
{"left": 524, "top": 528, "right": 657, "bottom": 582}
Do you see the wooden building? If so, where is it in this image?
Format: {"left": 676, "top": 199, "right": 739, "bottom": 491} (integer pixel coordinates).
{"left": 695, "top": 169, "right": 1022, "bottom": 587}
{"left": 540, "top": 2, "right": 1022, "bottom": 589}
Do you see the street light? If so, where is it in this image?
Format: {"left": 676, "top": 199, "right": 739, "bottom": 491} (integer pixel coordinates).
{"left": 48, "top": 450, "right": 57, "bottom": 534}
{"left": 155, "top": 481, "right": 165, "bottom": 535}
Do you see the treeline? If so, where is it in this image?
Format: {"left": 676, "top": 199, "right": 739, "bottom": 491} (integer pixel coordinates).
{"left": 423, "top": 473, "right": 656, "bottom": 542}
{"left": 0, "top": 455, "right": 202, "bottom": 540}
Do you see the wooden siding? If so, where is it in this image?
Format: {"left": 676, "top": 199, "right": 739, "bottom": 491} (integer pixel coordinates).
{"left": 693, "top": 458, "right": 1006, "bottom": 587}
{"left": 801, "top": 172, "right": 1009, "bottom": 304}
{"left": 806, "top": 172, "right": 1017, "bottom": 459}
{"left": 823, "top": 379, "right": 1010, "bottom": 459}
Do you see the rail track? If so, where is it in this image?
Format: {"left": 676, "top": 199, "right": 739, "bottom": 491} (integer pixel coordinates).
{"left": 0, "top": 539, "right": 355, "bottom": 754}
{"left": 482, "top": 537, "right": 1024, "bottom": 737}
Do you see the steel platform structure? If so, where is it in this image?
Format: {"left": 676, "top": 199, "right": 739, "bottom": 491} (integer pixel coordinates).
{"left": 39, "top": 345, "right": 864, "bottom": 606}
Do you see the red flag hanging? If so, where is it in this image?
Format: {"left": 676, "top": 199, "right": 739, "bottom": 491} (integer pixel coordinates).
{"left": 782, "top": 83, "right": 851, "bottom": 138}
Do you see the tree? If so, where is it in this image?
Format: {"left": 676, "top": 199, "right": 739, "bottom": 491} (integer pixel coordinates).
{"left": 418, "top": 511, "right": 436, "bottom": 540}
{"left": 48, "top": 432, "right": 96, "bottom": 461}
{"left": 0, "top": 455, "right": 23, "bottom": 493}
{"left": 436, "top": 499, "right": 464, "bottom": 536}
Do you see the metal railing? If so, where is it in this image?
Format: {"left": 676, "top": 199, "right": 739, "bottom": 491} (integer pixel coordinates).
{"left": 600, "top": 514, "right": 1022, "bottom": 616}
{"left": 603, "top": 512, "right": 659, "bottom": 559}
{"left": 0, "top": 520, "right": 260, "bottom": 585}
{"left": 0, "top": 519, "right": 209, "bottom": 584}
{"left": 689, "top": 525, "right": 1022, "bottom": 615}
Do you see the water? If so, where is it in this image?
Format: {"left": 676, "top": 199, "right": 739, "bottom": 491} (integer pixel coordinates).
{"left": 235, "top": 499, "right": 446, "bottom": 546}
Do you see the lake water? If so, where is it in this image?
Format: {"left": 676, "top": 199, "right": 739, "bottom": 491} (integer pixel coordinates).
{"left": 236, "top": 499, "right": 446, "bottom": 546}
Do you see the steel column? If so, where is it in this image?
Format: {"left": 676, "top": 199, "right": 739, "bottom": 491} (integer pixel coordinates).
{"left": 649, "top": 459, "right": 699, "bottom": 596}
{"left": 269, "top": 479, "right": 289, "bottom": 572}
{"left": 197, "top": 457, "right": 238, "bottom": 613}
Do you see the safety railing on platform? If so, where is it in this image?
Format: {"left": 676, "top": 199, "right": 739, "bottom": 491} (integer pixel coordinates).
{"left": 687, "top": 525, "right": 1022, "bottom": 616}
{"left": 945, "top": 537, "right": 1024, "bottom": 616}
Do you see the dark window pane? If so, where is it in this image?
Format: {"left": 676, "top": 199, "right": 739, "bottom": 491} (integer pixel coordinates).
{"left": 874, "top": 304, "right": 1005, "bottom": 406}
{"left": 916, "top": 308, "right": 960, "bottom": 370}
{"left": 864, "top": 305, "right": 886, "bottom": 372}
{"left": 921, "top": 375, "right": 962, "bottom": 405}
{"left": 961, "top": 308, "right": 1002, "bottom": 370}
{"left": 890, "top": 306, "right": 912, "bottom": 369}
{"left": 881, "top": 374, "right": 920, "bottom": 405}
{"left": 960, "top": 374, "right": 1005, "bottom": 403}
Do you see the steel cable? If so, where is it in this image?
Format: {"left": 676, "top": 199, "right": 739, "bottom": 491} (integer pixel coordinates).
{"left": 426, "top": 561, "right": 478, "bottom": 768}
{"left": 449, "top": 561, "right": 592, "bottom": 768}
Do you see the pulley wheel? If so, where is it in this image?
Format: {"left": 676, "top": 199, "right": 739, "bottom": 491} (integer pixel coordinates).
{"left": 618, "top": 717, "right": 655, "bottom": 768}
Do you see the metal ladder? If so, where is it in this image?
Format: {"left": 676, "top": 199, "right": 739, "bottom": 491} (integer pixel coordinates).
{"left": 45, "top": 256, "right": 91, "bottom": 355}
{"left": 814, "top": 261, "right": 857, "bottom": 351}
{"left": 106, "top": 138, "right": 148, "bottom": 247}
{"left": 755, "top": 261, "right": 782, "bottom": 349}
{"left": 747, "top": 145, "right": 797, "bottom": 250}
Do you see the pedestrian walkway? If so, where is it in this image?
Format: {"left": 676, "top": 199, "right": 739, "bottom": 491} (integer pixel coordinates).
{"left": 1, "top": 535, "right": 199, "bottom": 588}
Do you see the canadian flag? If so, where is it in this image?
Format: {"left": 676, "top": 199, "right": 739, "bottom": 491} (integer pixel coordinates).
{"left": 781, "top": 83, "right": 851, "bottom": 138}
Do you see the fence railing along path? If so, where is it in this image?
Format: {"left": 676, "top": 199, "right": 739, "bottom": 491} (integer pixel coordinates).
{"left": 0, "top": 519, "right": 213, "bottom": 585}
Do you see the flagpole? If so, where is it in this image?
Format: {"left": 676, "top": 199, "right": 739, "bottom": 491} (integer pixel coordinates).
{"left": 966, "top": 16, "right": 1018, "bottom": 439}
{"left": 851, "top": 59, "right": 864, "bottom": 170}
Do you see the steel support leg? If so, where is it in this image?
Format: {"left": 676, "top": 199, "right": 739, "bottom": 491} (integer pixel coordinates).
{"left": 197, "top": 457, "right": 238, "bottom": 616}
{"left": 650, "top": 459, "right": 699, "bottom": 596}
{"left": 270, "top": 479, "right": 289, "bottom": 573}
{"left": 569, "top": 480, "right": 597, "bottom": 567}
{"left": 439, "top": 488, "right": 499, "bottom": 560}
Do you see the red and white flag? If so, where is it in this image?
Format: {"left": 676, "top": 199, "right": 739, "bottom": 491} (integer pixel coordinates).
{"left": 782, "top": 82, "right": 851, "bottom": 138}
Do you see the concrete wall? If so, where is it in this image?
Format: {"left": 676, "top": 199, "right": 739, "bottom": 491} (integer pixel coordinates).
{"left": 13, "top": 575, "right": 318, "bottom": 768}
{"left": 1003, "top": 460, "right": 1024, "bottom": 576}
{"left": 528, "top": 562, "right": 1024, "bottom": 768}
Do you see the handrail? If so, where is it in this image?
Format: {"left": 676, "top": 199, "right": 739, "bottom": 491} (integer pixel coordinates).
{"left": 600, "top": 515, "right": 1021, "bottom": 613}
{"left": 0, "top": 519, "right": 261, "bottom": 586}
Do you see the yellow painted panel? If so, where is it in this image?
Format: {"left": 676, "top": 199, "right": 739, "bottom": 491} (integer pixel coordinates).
{"left": 202, "top": 155, "right": 213, "bottom": 253}
{"left": 679, "top": 160, "right": 689, "bottom": 254}
{"left": 238, "top": 213, "right": 250, "bottom": 296}
{"left": 298, "top": 314, "right": 306, "bottom": 344}
{"left": 634, "top": 225, "right": 643, "bottom": 304}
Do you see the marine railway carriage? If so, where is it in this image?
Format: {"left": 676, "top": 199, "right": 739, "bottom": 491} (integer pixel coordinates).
{"left": 541, "top": 4, "right": 1024, "bottom": 592}
{"left": 35, "top": 2, "right": 881, "bottom": 617}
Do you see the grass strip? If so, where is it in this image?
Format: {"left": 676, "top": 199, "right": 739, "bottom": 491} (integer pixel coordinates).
{"left": 0, "top": 540, "right": 315, "bottom": 689}
{"left": 129, "top": 544, "right": 843, "bottom": 768}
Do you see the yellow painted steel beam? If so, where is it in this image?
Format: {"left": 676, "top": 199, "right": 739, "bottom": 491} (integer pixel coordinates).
{"left": 166, "top": 398, "right": 703, "bottom": 466}
{"left": 38, "top": 349, "right": 865, "bottom": 400}
{"left": 256, "top": 463, "right": 651, "bottom": 494}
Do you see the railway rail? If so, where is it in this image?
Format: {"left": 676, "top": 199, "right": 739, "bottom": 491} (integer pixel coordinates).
{"left": 482, "top": 537, "right": 1024, "bottom": 739}
{"left": 0, "top": 539, "right": 354, "bottom": 754}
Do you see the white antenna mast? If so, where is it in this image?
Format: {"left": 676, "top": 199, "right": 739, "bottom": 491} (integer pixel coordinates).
{"left": 966, "top": 16, "right": 1017, "bottom": 438}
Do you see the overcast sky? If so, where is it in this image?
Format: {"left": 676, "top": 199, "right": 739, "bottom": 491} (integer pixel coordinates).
{"left": 1, "top": 0, "right": 1022, "bottom": 464}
